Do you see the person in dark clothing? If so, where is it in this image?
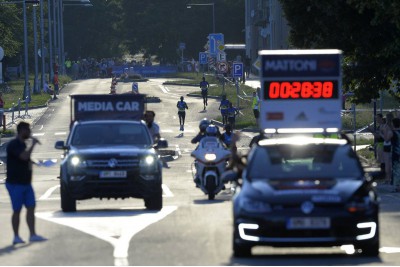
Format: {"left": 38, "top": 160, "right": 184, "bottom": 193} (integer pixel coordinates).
{"left": 177, "top": 96, "right": 189, "bottom": 131}
{"left": 199, "top": 77, "right": 209, "bottom": 110}
{"left": 6, "top": 122, "right": 47, "bottom": 245}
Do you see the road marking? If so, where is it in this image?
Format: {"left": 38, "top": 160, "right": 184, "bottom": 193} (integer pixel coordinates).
{"left": 35, "top": 206, "right": 178, "bottom": 266}
{"left": 158, "top": 85, "right": 168, "bottom": 94}
{"left": 32, "top": 133, "right": 45, "bottom": 136}
{"left": 38, "top": 184, "right": 174, "bottom": 200}
{"left": 39, "top": 185, "right": 60, "bottom": 200}
{"left": 380, "top": 247, "right": 400, "bottom": 253}
{"left": 54, "top": 132, "right": 67, "bottom": 135}
{"left": 162, "top": 184, "right": 174, "bottom": 197}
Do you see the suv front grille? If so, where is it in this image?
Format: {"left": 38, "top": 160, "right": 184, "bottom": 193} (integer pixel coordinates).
{"left": 86, "top": 159, "right": 139, "bottom": 168}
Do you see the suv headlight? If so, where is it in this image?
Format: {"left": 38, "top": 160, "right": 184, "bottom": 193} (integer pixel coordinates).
{"left": 346, "top": 194, "right": 373, "bottom": 213}
{"left": 69, "top": 156, "right": 87, "bottom": 168}
{"left": 140, "top": 155, "right": 158, "bottom": 173}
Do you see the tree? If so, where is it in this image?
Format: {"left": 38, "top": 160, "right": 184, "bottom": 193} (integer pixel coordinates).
{"left": 0, "top": 4, "right": 23, "bottom": 65}
{"left": 279, "top": 0, "right": 400, "bottom": 103}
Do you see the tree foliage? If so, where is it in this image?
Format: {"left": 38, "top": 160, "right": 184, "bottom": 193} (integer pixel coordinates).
{"left": 1, "top": 0, "right": 244, "bottom": 71}
{"left": 0, "top": 4, "right": 23, "bottom": 57}
{"left": 279, "top": 0, "right": 400, "bottom": 103}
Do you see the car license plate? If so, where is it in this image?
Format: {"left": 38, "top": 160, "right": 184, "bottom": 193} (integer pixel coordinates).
{"left": 287, "top": 217, "right": 330, "bottom": 229}
{"left": 99, "top": 170, "right": 127, "bottom": 178}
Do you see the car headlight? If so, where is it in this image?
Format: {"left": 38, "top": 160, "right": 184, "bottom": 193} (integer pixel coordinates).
{"left": 69, "top": 156, "right": 87, "bottom": 167}
{"left": 140, "top": 155, "right": 158, "bottom": 173}
{"left": 240, "top": 197, "right": 271, "bottom": 213}
{"left": 204, "top": 153, "right": 216, "bottom": 161}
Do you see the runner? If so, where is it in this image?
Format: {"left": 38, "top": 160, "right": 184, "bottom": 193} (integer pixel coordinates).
{"left": 199, "top": 77, "right": 209, "bottom": 110}
{"left": 176, "top": 96, "right": 189, "bottom": 131}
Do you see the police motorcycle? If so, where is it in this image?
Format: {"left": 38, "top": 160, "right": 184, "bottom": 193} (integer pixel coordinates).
{"left": 191, "top": 124, "right": 231, "bottom": 200}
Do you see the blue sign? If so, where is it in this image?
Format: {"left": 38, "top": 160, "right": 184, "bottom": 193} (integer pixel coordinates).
{"left": 199, "top": 52, "right": 208, "bottom": 64}
{"left": 232, "top": 62, "right": 243, "bottom": 78}
{"left": 208, "top": 33, "right": 224, "bottom": 56}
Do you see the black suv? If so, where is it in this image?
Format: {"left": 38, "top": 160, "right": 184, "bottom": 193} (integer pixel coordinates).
{"left": 55, "top": 119, "right": 163, "bottom": 212}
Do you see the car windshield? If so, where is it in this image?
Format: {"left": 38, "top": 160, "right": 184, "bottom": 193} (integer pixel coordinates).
{"left": 247, "top": 144, "right": 363, "bottom": 180}
{"left": 70, "top": 123, "right": 152, "bottom": 146}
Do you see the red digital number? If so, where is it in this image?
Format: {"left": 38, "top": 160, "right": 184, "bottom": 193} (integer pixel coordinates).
{"left": 267, "top": 81, "right": 335, "bottom": 99}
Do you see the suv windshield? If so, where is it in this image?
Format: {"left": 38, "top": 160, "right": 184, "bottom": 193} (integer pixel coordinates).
{"left": 71, "top": 123, "right": 152, "bottom": 146}
{"left": 247, "top": 144, "right": 363, "bottom": 180}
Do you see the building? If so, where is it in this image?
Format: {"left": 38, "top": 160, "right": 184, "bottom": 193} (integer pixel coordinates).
{"left": 245, "top": 0, "right": 290, "bottom": 73}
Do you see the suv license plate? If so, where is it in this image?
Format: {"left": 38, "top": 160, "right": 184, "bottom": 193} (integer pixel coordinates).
{"left": 99, "top": 171, "right": 127, "bottom": 178}
{"left": 287, "top": 217, "right": 330, "bottom": 229}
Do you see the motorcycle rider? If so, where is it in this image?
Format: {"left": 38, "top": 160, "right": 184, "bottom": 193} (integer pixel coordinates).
{"left": 191, "top": 118, "right": 211, "bottom": 144}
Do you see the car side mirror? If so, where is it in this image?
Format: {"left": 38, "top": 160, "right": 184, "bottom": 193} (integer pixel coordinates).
{"left": 55, "top": 140, "right": 67, "bottom": 150}
{"left": 364, "top": 167, "right": 385, "bottom": 181}
{"left": 156, "top": 138, "right": 168, "bottom": 149}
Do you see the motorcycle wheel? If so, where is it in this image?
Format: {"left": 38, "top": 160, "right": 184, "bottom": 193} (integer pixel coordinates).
{"left": 206, "top": 175, "right": 216, "bottom": 200}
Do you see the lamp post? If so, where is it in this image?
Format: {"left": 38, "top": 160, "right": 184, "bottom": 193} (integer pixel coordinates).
{"left": 187, "top": 3, "right": 215, "bottom": 33}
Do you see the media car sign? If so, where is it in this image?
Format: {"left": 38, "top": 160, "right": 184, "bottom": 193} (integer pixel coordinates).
{"left": 259, "top": 50, "right": 342, "bottom": 133}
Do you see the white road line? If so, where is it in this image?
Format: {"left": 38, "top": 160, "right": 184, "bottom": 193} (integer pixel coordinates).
{"left": 54, "top": 132, "right": 67, "bottom": 135}
{"left": 158, "top": 85, "right": 168, "bottom": 94}
{"left": 39, "top": 185, "right": 60, "bottom": 200}
{"left": 36, "top": 206, "right": 178, "bottom": 266}
{"left": 162, "top": 184, "right": 174, "bottom": 197}
{"left": 32, "top": 133, "right": 45, "bottom": 136}
{"left": 38, "top": 184, "right": 174, "bottom": 200}
{"left": 38, "top": 125, "right": 44, "bottom": 130}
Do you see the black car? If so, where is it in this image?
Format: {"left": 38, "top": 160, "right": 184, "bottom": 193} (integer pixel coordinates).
{"left": 55, "top": 120, "right": 164, "bottom": 212}
{"left": 232, "top": 136, "right": 380, "bottom": 257}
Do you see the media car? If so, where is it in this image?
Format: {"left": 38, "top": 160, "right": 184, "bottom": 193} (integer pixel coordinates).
{"left": 55, "top": 94, "right": 165, "bottom": 212}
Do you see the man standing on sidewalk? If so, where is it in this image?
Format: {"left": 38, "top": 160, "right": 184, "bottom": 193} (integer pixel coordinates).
{"left": 5, "top": 121, "right": 47, "bottom": 245}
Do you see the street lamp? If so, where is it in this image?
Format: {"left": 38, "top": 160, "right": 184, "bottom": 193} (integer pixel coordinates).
{"left": 187, "top": 3, "right": 215, "bottom": 33}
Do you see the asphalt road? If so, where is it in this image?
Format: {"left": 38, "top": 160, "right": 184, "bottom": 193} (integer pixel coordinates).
{"left": 0, "top": 78, "right": 399, "bottom": 266}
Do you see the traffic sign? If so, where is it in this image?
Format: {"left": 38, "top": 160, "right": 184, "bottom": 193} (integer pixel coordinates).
{"left": 217, "top": 52, "right": 226, "bottom": 62}
{"left": 199, "top": 52, "right": 208, "bottom": 64}
{"left": 208, "top": 33, "right": 224, "bottom": 56}
{"left": 217, "top": 61, "right": 228, "bottom": 73}
{"left": 232, "top": 62, "right": 243, "bottom": 78}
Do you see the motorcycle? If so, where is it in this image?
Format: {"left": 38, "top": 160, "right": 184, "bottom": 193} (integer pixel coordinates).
{"left": 191, "top": 136, "right": 231, "bottom": 200}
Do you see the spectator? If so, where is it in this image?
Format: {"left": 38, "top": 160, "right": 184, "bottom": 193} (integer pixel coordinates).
{"left": 144, "top": 110, "right": 160, "bottom": 144}
{"left": 382, "top": 112, "right": 394, "bottom": 183}
{"left": 252, "top": 90, "right": 260, "bottom": 127}
{"left": 391, "top": 117, "right": 400, "bottom": 192}
{"left": 5, "top": 121, "right": 47, "bottom": 245}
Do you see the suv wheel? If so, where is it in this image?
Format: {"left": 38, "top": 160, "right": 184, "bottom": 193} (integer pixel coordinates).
{"left": 61, "top": 181, "right": 76, "bottom": 212}
{"left": 144, "top": 192, "right": 162, "bottom": 211}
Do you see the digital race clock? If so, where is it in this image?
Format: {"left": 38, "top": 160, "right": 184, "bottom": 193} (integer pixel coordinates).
{"left": 264, "top": 80, "right": 339, "bottom": 100}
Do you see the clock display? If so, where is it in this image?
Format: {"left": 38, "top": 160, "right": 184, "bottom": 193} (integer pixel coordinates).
{"left": 264, "top": 80, "right": 339, "bottom": 100}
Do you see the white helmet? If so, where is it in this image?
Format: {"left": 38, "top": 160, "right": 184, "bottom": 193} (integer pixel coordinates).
{"left": 205, "top": 124, "right": 218, "bottom": 136}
